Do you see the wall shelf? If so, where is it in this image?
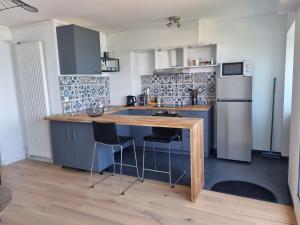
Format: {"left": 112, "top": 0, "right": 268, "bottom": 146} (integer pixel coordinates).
{"left": 154, "top": 44, "right": 217, "bottom": 71}
{"left": 101, "top": 57, "right": 120, "bottom": 72}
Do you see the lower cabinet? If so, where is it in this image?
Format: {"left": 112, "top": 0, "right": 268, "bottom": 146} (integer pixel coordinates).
{"left": 50, "top": 121, "right": 113, "bottom": 172}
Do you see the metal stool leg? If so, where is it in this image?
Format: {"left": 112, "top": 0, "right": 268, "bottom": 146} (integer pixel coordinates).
{"left": 133, "top": 140, "right": 140, "bottom": 179}
{"left": 112, "top": 146, "right": 116, "bottom": 176}
{"left": 119, "top": 146, "right": 123, "bottom": 195}
{"left": 168, "top": 143, "right": 173, "bottom": 188}
{"left": 172, "top": 136, "right": 187, "bottom": 187}
{"left": 153, "top": 142, "right": 157, "bottom": 170}
{"left": 142, "top": 141, "right": 146, "bottom": 182}
{"left": 119, "top": 141, "right": 140, "bottom": 195}
{"left": 89, "top": 143, "right": 97, "bottom": 188}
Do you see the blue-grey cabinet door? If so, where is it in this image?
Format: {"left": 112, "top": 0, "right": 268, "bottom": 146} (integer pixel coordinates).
{"left": 129, "top": 110, "right": 152, "bottom": 147}
{"left": 50, "top": 122, "right": 75, "bottom": 167}
{"left": 70, "top": 122, "right": 95, "bottom": 171}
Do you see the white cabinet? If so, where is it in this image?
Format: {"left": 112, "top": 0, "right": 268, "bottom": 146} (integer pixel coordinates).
{"left": 154, "top": 48, "right": 183, "bottom": 69}
{"left": 154, "top": 44, "right": 218, "bottom": 70}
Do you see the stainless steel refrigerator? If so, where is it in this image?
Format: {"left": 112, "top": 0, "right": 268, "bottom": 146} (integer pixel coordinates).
{"left": 216, "top": 76, "right": 252, "bottom": 162}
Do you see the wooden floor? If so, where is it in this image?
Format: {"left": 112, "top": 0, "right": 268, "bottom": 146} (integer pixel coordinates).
{"left": 0, "top": 159, "right": 296, "bottom": 225}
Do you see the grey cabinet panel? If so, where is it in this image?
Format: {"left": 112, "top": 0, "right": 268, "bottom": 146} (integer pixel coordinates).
{"left": 50, "top": 122, "right": 76, "bottom": 168}
{"left": 70, "top": 123, "right": 95, "bottom": 171}
{"left": 50, "top": 121, "right": 113, "bottom": 172}
{"left": 57, "top": 24, "right": 101, "bottom": 75}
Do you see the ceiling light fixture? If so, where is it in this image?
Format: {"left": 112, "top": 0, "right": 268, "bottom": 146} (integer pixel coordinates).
{"left": 166, "top": 16, "right": 181, "bottom": 28}
{"left": 0, "top": 0, "right": 38, "bottom": 12}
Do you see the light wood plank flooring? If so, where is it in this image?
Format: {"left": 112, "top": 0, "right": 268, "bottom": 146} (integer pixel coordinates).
{"left": 0, "top": 160, "right": 296, "bottom": 225}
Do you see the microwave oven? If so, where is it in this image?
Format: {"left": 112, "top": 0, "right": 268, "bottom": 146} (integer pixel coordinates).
{"left": 221, "top": 61, "right": 252, "bottom": 77}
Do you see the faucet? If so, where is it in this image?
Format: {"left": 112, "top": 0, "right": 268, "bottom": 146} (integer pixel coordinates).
{"left": 188, "top": 89, "right": 198, "bottom": 105}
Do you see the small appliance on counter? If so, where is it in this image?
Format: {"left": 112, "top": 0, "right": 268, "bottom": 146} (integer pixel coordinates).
{"left": 188, "top": 89, "right": 198, "bottom": 105}
{"left": 126, "top": 95, "right": 137, "bottom": 106}
{"left": 139, "top": 94, "right": 146, "bottom": 106}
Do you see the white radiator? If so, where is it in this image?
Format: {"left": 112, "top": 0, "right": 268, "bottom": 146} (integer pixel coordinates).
{"left": 14, "top": 42, "right": 52, "bottom": 159}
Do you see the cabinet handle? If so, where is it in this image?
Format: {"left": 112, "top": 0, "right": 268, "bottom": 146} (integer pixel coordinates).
{"left": 66, "top": 128, "right": 70, "bottom": 141}
{"left": 72, "top": 128, "right": 76, "bottom": 141}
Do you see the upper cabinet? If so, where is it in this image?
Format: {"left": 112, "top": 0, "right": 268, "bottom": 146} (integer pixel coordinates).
{"left": 56, "top": 24, "right": 101, "bottom": 75}
{"left": 154, "top": 44, "right": 218, "bottom": 71}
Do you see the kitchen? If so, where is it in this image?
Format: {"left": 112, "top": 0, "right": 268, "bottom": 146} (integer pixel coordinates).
{"left": 0, "top": 0, "right": 299, "bottom": 224}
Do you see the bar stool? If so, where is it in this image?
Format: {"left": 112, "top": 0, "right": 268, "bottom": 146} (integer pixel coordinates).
{"left": 89, "top": 121, "right": 140, "bottom": 195}
{"left": 141, "top": 114, "right": 186, "bottom": 188}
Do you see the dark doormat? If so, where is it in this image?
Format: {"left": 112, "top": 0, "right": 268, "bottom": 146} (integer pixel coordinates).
{"left": 211, "top": 180, "right": 277, "bottom": 203}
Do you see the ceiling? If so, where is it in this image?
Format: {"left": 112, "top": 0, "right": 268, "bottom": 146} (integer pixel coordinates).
{"left": 0, "top": 0, "right": 292, "bottom": 33}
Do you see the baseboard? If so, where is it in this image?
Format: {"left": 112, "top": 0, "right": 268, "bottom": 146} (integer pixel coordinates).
{"left": 2, "top": 154, "right": 26, "bottom": 166}
{"left": 27, "top": 156, "right": 53, "bottom": 163}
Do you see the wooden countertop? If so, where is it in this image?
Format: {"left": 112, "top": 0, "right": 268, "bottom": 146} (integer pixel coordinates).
{"left": 45, "top": 104, "right": 212, "bottom": 128}
{"left": 45, "top": 113, "right": 202, "bottom": 129}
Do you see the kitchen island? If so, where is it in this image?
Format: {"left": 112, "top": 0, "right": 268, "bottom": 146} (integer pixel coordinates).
{"left": 45, "top": 106, "right": 207, "bottom": 202}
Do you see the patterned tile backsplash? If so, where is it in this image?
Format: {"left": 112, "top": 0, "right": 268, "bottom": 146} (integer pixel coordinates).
{"left": 141, "top": 72, "right": 216, "bottom": 106}
{"left": 59, "top": 75, "right": 110, "bottom": 113}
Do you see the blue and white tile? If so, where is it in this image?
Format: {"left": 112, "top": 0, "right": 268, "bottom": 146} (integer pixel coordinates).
{"left": 171, "top": 74, "right": 183, "bottom": 84}
{"left": 72, "top": 100, "right": 83, "bottom": 112}
{"left": 81, "top": 98, "right": 91, "bottom": 110}
{"left": 195, "top": 83, "right": 207, "bottom": 95}
{"left": 62, "top": 101, "right": 73, "bottom": 114}
{"left": 150, "top": 85, "right": 161, "bottom": 96}
{"left": 70, "top": 85, "right": 81, "bottom": 99}
{"left": 182, "top": 73, "right": 193, "bottom": 83}
{"left": 90, "top": 76, "right": 100, "bottom": 84}
{"left": 78, "top": 76, "right": 90, "bottom": 84}
{"left": 160, "top": 74, "right": 172, "bottom": 84}
{"left": 70, "top": 76, "right": 80, "bottom": 85}
{"left": 89, "top": 85, "right": 98, "bottom": 98}
{"left": 152, "top": 74, "right": 161, "bottom": 85}
{"left": 182, "top": 97, "right": 192, "bottom": 106}
{"left": 97, "top": 84, "right": 106, "bottom": 96}
{"left": 206, "top": 82, "right": 216, "bottom": 97}
{"left": 197, "top": 96, "right": 208, "bottom": 105}
{"left": 193, "top": 72, "right": 208, "bottom": 83}
{"left": 60, "top": 86, "right": 72, "bottom": 102}
{"left": 59, "top": 76, "right": 72, "bottom": 85}
{"left": 178, "top": 84, "right": 193, "bottom": 97}
{"left": 160, "top": 84, "right": 175, "bottom": 97}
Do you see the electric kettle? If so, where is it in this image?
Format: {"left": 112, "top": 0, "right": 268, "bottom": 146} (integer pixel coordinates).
{"left": 126, "top": 95, "right": 137, "bottom": 106}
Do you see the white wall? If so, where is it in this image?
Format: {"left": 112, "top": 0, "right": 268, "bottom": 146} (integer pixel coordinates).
{"left": 108, "top": 20, "right": 199, "bottom": 52}
{"left": 11, "top": 20, "right": 62, "bottom": 115}
{"left": 282, "top": 21, "right": 295, "bottom": 158}
{"left": 108, "top": 20, "right": 198, "bottom": 105}
{"left": 0, "top": 27, "right": 26, "bottom": 165}
{"left": 289, "top": 6, "right": 300, "bottom": 223}
{"left": 199, "top": 14, "right": 288, "bottom": 154}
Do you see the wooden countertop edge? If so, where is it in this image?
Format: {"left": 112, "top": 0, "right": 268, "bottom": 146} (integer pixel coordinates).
{"left": 45, "top": 114, "right": 203, "bottom": 130}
